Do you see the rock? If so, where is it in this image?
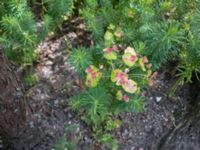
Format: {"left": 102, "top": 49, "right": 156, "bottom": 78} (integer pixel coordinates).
{"left": 131, "top": 146, "right": 135, "bottom": 150}
{"left": 68, "top": 113, "right": 72, "bottom": 118}
{"left": 45, "top": 60, "right": 53, "bottom": 66}
{"left": 29, "top": 121, "right": 34, "bottom": 128}
{"left": 78, "top": 23, "right": 86, "bottom": 29}
{"left": 68, "top": 32, "right": 77, "bottom": 39}
{"left": 129, "top": 132, "right": 133, "bottom": 137}
{"left": 76, "top": 127, "right": 80, "bottom": 133}
{"left": 156, "top": 97, "right": 162, "bottom": 102}
{"left": 54, "top": 99, "right": 59, "bottom": 105}
{"left": 37, "top": 66, "right": 53, "bottom": 78}
{"left": 122, "top": 129, "right": 128, "bottom": 136}
{"left": 84, "top": 136, "right": 92, "bottom": 144}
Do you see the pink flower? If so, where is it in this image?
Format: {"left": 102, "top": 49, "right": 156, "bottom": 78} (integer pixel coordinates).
{"left": 85, "top": 65, "right": 102, "bottom": 87}
{"left": 111, "top": 69, "right": 138, "bottom": 93}
{"left": 122, "top": 47, "right": 138, "bottom": 67}
{"left": 131, "top": 55, "right": 137, "bottom": 62}
{"left": 86, "top": 66, "right": 93, "bottom": 73}
{"left": 143, "top": 56, "right": 149, "bottom": 63}
{"left": 91, "top": 72, "right": 97, "bottom": 78}
{"left": 123, "top": 95, "right": 129, "bottom": 102}
{"left": 124, "top": 68, "right": 129, "bottom": 73}
{"left": 122, "top": 79, "right": 137, "bottom": 93}
{"left": 111, "top": 69, "right": 128, "bottom": 86}
{"left": 104, "top": 47, "right": 113, "bottom": 53}
{"left": 86, "top": 66, "right": 98, "bottom": 79}
{"left": 111, "top": 45, "right": 118, "bottom": 51}
{"left": 116, "top": 72, "right": 128, "bottom": 85}
{"left": 103, "top": 45, "right": 118, "bottom": 60}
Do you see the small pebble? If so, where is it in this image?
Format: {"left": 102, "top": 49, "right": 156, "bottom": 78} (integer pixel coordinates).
{"left": 76, "top": 127, "right": 80, "bottom": 133}
{"left": 131, "top": 146, "right": 135, "bottom": 150}
{"left": 45, "top": 60, "right": 53, "bottom": 66}
{"left": 156, "top": 97, "right": 162, "bottom": 102}
{"left": 54, "top": 100, "right": 59, "bottom": 105}
{"left": 29, "top": 121, "right": 34, "bottom": 128}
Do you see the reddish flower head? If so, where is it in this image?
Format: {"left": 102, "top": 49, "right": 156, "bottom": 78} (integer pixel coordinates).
{"left": 103, "top": 45, "right": 118, "bottom": 60}
{"left": 85, "top": 65, "right": 102, "bottom": 87}
{"left": 123, "top": 95, "right": 129, "bottom": 102}
{"left": 111, "top": 69, "right": 128, "bottom": 86}
{"left": 122, "top": 47, "right": 138, "bottom": 67}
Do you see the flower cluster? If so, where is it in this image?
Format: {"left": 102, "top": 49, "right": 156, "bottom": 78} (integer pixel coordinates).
{"left": 103, "top": 45, "right": 118, "bottom": 60}
{"left": 116, "top": 90, "right": 130, "bottom": 102}
{"left": 122, "top": 47, "right": 138, "bottom": 67}
{"left": 111, "top": 69, "right": 137, "bottom": 94}
{"left": 85, "top": 65, "right": 102, "bottom": 87}
{"left": 85, "top": 45, "right": 151, "bottom": 103}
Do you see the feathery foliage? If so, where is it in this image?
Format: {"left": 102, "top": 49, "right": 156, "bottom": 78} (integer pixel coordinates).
{"left": 0, "top": 0, "right": 74, "bottom": 65}
{"left": 170, "top": 2, "right": 200, "bottom": 94}
{"left": 68, "top": 47, "right": 93, "bottom": 76}
{"left": 79, "top": 0, "right": 197, "bottom": 68}
{"left": 70, "top": 87, "right": 111, "bottom": 127}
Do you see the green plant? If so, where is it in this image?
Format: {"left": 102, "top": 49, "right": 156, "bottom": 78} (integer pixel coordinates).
{"left": 69, "top": 45, "right": 152, "bottom": 149}
{"left": 0, "top": 0, "right": 74, "bottom": 65}
{"left": 142, "top": 22, "right": 185, "bottom": 68}
{"left": 55, "top": 124, "right": 80, "bottom": 150}
{"left": 68, "top": 47, "right": 93, "bottom": 77}
{"left": 69, "top": 0, "right": 200, "bottom": 148}
{"left": 170, "top": 2, "right": 200, "bottom": 94}
{"left": 24, "top": 74, "right": 39, "bottom": 87}
{"left": 79, "top": 0, "right": 197, "bottom": 68}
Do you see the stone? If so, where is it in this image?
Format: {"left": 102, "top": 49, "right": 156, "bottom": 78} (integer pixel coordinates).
{"left": 156, "top": 97, "right": 162, "bottom": 102}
